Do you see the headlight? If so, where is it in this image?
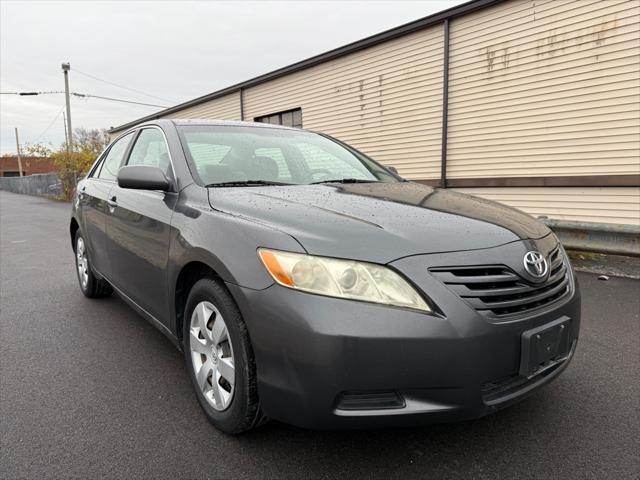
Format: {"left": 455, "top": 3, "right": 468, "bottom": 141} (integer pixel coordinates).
{"left": 258, "top": 248, "right": 432, "bottom": 312}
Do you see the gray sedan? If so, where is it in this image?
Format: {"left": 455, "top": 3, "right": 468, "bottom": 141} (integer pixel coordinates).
{"left": 70, "top": 119, "right": 580, "bottom": 433}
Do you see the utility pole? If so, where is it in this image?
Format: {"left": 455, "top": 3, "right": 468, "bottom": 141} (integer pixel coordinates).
{"left": 14, "top": 127, "right": 24, "bottom": 177}
{"left": 62, "top": 111, "right": 68, "bottom": 151}
{"left": 62, "top": 62, "right": 72, "bottom": 151}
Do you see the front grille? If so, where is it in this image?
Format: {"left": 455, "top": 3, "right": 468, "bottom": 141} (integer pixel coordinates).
{"left": 430, "top": 246, "right": 570, "bottom": 317}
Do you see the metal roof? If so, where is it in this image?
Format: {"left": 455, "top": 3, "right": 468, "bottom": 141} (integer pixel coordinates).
{"left": 109, "top": 0, "right": 502, "bottom": 133}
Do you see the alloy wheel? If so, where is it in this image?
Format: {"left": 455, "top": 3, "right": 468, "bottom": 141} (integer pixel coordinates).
{"left": 76, "top": 237, "right": 89, "bottom": 289}
{"left": 189, "top": 301, "right": 236, "bottom": 411}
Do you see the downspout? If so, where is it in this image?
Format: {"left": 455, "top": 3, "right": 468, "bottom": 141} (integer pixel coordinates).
{"left": 440, "top": 18, "right": 450, "bottom": 189}
{"left": 240, "top": 87, "right": 245, "bottom": 121}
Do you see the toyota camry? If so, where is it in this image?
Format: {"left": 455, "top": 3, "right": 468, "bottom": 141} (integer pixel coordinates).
{"left": 70, "top": 119, "right": 580, "bottom": 433}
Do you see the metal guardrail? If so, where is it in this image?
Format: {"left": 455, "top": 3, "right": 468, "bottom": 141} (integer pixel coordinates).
{"left": 540, "top": 218, "right": 640, "bottom": 257}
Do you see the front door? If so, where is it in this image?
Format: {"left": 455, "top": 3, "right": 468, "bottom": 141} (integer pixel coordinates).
{"left": 105, "top": 128, "right": 176, "bottom": 326}
{"left": 80, "top": 131, "right": 135, "bottom": 278}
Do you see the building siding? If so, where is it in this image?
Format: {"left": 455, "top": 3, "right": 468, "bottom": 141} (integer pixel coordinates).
{"left": 162, "top": 91, "right": 241, "bottom": 121}
{"left": 110, "top": 0, "right": 640, "bottom": 226}
{"left": 446, "top": 0, "right": 640, "bottom": 178}
{"left": 454, "top": 186, "right": 640, "bottom": 225}
{"left": 243, "top": 26, "right": 444, "bottom": 180}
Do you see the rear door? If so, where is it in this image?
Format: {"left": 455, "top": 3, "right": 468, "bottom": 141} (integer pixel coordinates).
{"left": 105, "top": 127, "right": 177, "bottom": 325}
{"left": 79, "top": 132, "right": 135, "bottom": 278}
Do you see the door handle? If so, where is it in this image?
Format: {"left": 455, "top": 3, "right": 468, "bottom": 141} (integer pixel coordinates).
{"left": 107, "top": 196, "right": 117, "bottom": 210}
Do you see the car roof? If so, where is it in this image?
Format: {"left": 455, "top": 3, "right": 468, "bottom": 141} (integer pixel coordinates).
{"left": 168, "top": 118, "right": 301, "bottom": 131}
{"left": 112, "top": 118, "right": 312, "bottom": 145}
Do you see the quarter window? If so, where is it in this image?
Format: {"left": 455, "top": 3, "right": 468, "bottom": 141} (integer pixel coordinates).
{"left": 97, "top": 132, "right": 134, "bottom": 181}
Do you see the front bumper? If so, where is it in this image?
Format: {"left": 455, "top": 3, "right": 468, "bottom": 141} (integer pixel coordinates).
{"left": 227, "top": 239, "right": 581, "bottom": 429}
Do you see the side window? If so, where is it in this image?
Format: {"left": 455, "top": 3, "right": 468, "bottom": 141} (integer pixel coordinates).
{"left": 98, "top": 132, "right": 134, "bottom": 181}
{"left": 127, "top": 128, "right": 171, "bottom": 175}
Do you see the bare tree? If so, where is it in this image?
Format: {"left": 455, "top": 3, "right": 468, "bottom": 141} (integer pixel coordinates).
{"left": 72, "top": 128, "right": 110, "bottom": 159}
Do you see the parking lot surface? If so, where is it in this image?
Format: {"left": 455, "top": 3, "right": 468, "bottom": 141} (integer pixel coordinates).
{"left": 1, "top": 191, "right": 638, "bottom": 479}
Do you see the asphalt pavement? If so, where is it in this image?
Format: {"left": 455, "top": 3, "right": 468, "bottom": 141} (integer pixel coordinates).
{"left": 1, "top": 190, "right": 638, "bottom": 480}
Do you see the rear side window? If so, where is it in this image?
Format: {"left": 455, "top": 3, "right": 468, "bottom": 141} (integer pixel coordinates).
{"left": 127, "top": 128, "right": 171, "bottom": 175}
{"left": 98, "top": 132, "right": 134, "bottom": 181}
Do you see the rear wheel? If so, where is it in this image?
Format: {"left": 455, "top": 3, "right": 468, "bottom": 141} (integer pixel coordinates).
{"left": 74, "top": 230, "right": 112, "bottom": 298}
{"left": 183, "top": 278, "right": 264, "bottom": 433}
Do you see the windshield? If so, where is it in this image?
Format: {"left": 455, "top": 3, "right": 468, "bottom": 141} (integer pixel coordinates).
{"left": 177, "top": 125, "right": 400, "bottom": 186}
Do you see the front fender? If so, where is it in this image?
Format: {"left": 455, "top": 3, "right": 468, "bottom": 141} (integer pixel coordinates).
{"left": 167, "top": 185, "right": 305, "bottom": 332}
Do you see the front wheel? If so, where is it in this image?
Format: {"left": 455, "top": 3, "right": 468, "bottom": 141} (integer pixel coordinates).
{"left": 74, "top": 230, "right": 112, "bottom": 298}
{"left": 183, "top": 278, "right": 264, "bottom": 433}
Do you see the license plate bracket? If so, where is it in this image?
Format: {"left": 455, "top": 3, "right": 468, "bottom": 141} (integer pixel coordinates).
{"left": 519, "top": 316, "right": 571, "bottom": 378}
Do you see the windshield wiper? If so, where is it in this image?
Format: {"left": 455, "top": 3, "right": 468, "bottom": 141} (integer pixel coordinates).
{"left": 205, "top": 180, "right": 291, "bottom": 187}
{"left": 310, "top": 178, "right": 379, "bottom": 185}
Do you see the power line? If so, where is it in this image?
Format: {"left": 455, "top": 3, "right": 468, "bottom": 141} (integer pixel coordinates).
{"left": 1, "top": 91, "right": 65, "bottom": 95}
{"left": 0, "top": 90, "right": 168, "bottom": 108}
{"left": 72, "top": 68, "right": 175, "bottom": 103}
{"left": 71, "top": 92, "right": 168, "bottom": 108}
{"left": 30, "top": 105, "right": 65, "bottom": 144}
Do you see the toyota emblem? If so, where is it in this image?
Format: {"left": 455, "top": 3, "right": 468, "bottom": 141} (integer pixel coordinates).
{"left": 523, "top": 251, "right": 548, "bottom": 279}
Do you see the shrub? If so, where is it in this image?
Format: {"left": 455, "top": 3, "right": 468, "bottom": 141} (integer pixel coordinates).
{"left": 50, "top": 128, "right": 110, "bottom": 200}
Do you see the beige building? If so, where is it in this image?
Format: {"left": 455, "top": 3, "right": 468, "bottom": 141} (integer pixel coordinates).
{"left": 110, "top": 0, "right": 640, "bottom": 227}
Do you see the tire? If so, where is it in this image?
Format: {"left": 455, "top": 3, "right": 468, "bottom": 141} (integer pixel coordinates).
{"left": 74, "top": 230, "right": 112, "bottom": 298}
{"left": 183, "top": 278, "right": 264, "bottom": 434}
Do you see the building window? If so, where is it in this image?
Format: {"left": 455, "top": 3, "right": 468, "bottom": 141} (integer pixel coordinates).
{"left": 255, "top": 108, "right": 302, "bottom": 128}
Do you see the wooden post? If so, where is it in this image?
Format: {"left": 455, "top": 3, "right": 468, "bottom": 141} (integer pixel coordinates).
{"left": 14, "top": 127, "right": 24, "bottom": 177}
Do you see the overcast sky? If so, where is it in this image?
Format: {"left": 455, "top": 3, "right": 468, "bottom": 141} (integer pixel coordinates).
{"left": 0, "top": 0, "right": 465, "bottom": 155}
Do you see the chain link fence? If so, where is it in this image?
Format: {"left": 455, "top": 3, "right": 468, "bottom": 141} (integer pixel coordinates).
{"left": 0, "top": 172, "right": 80, "bottom": 200}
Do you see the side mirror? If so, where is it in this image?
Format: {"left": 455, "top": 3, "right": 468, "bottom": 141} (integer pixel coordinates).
{"left": 386, "top": 165, "right": 399, "bottom": 175}
{"left": 117, "top": 165, "right": 170, "bottom": 191}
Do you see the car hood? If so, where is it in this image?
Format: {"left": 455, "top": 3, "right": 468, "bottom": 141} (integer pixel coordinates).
{"left": 207, "top": 182, "right": 551, "bottom": 263}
